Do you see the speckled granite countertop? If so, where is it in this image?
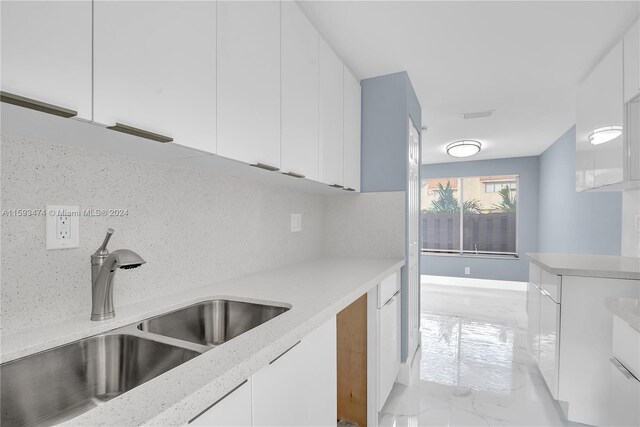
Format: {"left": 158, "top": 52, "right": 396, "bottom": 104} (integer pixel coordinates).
{"left": 606, "top": 297, "right": 640, "bottom": 332}
{"left": 526, "top": 253, "right": 640, "bottom": 280}
{"left": 1, "top": 257, "right": 404, "bottom": 426}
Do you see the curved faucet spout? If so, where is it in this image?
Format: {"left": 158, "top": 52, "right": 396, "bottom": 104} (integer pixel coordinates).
{"left": 90, "top": 230, "right": 145, "bottom": 321}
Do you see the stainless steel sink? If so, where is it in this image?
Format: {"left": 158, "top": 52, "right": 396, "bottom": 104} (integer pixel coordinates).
{"left": 1, "top": 298, "right": 289, "bottom": 426}
{"left": 138, "top": 299, "right": 290, "bottom": 347}
{"left": 0, "top": 334, "right": 199, "bottom": 427}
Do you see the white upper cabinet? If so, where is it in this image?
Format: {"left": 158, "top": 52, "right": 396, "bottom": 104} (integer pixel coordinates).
{"left": 93, "top": 1, "right": 216, "bottom": 152}
{"left": 217, "top": 1, "right": 281, "bottom": 169}
{"left": 343, "top": 67, "right": 361, "bottom": 192}
{"left": 281, "top": 1, "right": 319, "bottom": 180}
{"left": 576, "top": 40, "right": 624, "bottom": 190}
{"left": 624, "top": 20, "right": 640, "bottom": 103}
{"left": 1, "top": 0, "right": 92, "bottom": 120}
{"left": 319, "top": 38, "right": 344, "bottom": 187}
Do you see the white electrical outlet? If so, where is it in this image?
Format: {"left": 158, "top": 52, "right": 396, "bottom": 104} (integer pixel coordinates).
{"left": 465, "top": 267, "right": 471, "bottom": 275}
{"left": 46, "top": 205, "right": 80, "bottom": 249}
{"left": 291, "top": 213, "right": 302, "bottom": 232}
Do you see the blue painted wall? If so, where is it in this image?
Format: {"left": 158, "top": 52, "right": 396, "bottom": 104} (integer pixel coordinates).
{"left": 421, "top": 126, "right": 623, "bottom": 282}
{"left": 361, "top": 71, "right": 422, "bottom": 363}
{"left": 421, "top": 156, "right": 540, "bottom": 281}
{"left": 538, "top": 126, "right": 622, "bottom": 255}
{"left": 361, "top": 72, "right": 421, "bottom": 192}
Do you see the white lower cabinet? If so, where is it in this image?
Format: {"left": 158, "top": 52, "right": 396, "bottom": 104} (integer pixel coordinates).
{"left": 252, "top": 317, "right": 337, "bottom": 426}
{"left": 190, "top": 379, "right": 252, "bottom": 427}
{"left": 609, "top": 358, "right": 640, "bottom": 427}
{"left": 538, "top": 293, "right": 560, "bottom": 399}
{"left": 190, "top": 317, "right": 336, "bottom": 426}
{"left": 377, "top": 290, "right": 400, "bottom": 411}
{"left": 526, "top": 280, "right": 541, "bottom": 364}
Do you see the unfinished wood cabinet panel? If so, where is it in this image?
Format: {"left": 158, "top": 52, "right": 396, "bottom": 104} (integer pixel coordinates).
{"left": 337, "top": 294, "right": 367, "bottom": 426}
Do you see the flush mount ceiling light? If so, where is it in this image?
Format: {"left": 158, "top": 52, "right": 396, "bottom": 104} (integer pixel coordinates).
{"left": 589, "top": 126, "right": 623, "bottom": 145}
{"left": 446, "top": 140, "right": 482, "bottom": 158}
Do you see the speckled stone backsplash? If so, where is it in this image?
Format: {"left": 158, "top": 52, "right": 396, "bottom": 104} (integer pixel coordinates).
{"left": 0, "top": 135, "right": 327, "bottom": 335}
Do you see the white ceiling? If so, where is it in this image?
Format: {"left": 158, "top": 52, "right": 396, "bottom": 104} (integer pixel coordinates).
{"left": 298, "top": 1, "right": 639, "bottom": 164}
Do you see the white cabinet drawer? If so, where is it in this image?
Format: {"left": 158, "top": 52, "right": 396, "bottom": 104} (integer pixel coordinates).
{"left": 529, "top": 263, "right": 541, "bottom": 286}
{"left": 613, "top": 315, "right": 640, "bottom": 379}
{"left": 378, "top": 272, "right": 400, "bottom": 308}
{"left": 540, "top": 269, "right": 561, "bottom": 303}
{"left": 190, "top": 379, "right": 252, "bottom": 426}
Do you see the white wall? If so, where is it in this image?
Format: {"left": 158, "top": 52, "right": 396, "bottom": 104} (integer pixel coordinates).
{"left": 622, "top": 189, "right": 640, "bottom": 257}
{"left": 324, "top": 191, "right": 405, "bottom": 258}
{"left": 0, "top": 135, "right": 406, "bottom": 337}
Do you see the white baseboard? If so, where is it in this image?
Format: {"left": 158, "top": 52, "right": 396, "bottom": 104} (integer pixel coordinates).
{"left": 421, "top": 274, "right": 527, "bottom": 291}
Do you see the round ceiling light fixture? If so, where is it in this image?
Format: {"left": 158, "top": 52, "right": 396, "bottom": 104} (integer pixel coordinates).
{"left": 589, "top": 125, "right": 622, "bottom": 145}
{"left": 446, "top": 140, "right": 482, "bottom": 158}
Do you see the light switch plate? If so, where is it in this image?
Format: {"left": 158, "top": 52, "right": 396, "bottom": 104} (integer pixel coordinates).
{"left": 46, "top": 205, "right": 80, "bottom": 249}
{"left": 291, "top": 213, "right": 302, "bottom": 232}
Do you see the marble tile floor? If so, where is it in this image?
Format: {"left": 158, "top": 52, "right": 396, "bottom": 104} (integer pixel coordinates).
{"left": 379, "top": 283, "right": 570, "bottom": 427}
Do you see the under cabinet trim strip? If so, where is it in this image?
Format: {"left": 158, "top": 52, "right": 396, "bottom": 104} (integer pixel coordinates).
{"left": 107, "top": 123, "right": 173, "bottom": 143}
{"left": 0, "top": 91, "right": 77, "bottom": 118}
{"left": 188, "top": 379, "right": 248, "bottom": 423}
{"left": 251, "top": 163, "right": 280, "bottom": 172}
{"left": 269, "top": 340, "right": 301, "bottom": 365}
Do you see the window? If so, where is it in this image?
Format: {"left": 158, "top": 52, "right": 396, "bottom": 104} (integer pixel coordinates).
{"left": 484, "top": 181, "right": 517, "bottom": 193}
{"left": 421, "top": 175, "right": 518, "bottom": 257}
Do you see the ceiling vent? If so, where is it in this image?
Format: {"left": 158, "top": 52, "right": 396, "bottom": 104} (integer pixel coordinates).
{"left": 462, "top": 110, "right": 494, "bottom": 119}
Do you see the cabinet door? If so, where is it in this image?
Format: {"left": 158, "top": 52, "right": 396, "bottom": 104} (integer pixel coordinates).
{"left": 190, "top": 379, "right": 252, "bottom": 427}
{"left": 252, "top": 317, "right": 337, "bottom": 426}
{"left": 319, "top": 38, "right": 344, "bottom": 187}
{"left": 609, "top": 358, "right": 640, "bottom": 427}
{"left": 378, "top": 291, "right": 400, "bottom": 411}
{"left": 1, "top": 0, "right": 92, "bottom": 119}
{"left": 281, "top": 1, "right": 319, "bottom": 180}
{"left": 624, "top": 20, "right": 640, "bottom": 103}
{"left": 539, "top": 292, "right": 560, "bottom": 399}
{"left": 576, "top": 41, "right": 624, "bottom": 191}
{"left": 343, "top": 67, "right": 361, "bottom": 192}
{"left": 217, "top": 1, "right": 280, "bottom": 169}
{"left": 527, "top": 282, "right": 541, "bottom": 364}
{"left": 94, "top": 1, "right": 216, "bottom": 152}
{"left": 576, "top": 40, "right": 624, "bottom": 190}
{"left": 593, "top": 41, "right": 625, "bottom": 188}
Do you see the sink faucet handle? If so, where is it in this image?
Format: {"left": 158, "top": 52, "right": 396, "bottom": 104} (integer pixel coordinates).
{"left": 94, "top": 228, "right": 114, "bottom": 256}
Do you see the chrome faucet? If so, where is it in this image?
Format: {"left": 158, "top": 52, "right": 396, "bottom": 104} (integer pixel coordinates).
{"left": 90, "top": 228, "right": 145, "bottom": 321}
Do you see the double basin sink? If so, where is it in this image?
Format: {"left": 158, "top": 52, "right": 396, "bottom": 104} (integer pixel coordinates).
{"left": 1, "top": 299, "right": 290, "bottom": 427}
